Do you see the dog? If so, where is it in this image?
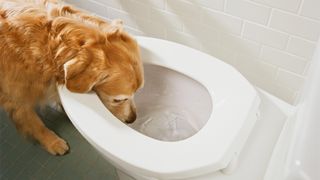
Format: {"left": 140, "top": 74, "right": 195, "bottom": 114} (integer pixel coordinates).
{"left": 0, "top": 0, "right": 144, "bottom": 155}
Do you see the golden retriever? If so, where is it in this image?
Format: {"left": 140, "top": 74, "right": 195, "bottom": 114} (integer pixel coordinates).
{"left": 0, "top": 0, "right": 144, "bottom": 155}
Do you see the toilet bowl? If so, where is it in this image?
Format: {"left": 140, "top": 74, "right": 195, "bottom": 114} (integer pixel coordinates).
{"left": 58, "top": 36, "right": 261, "bottom": 180}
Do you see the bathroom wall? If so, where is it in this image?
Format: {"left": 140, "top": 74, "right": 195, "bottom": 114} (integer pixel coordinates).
{"left": 65, "top": 0, "right": 320, "bottom": 104}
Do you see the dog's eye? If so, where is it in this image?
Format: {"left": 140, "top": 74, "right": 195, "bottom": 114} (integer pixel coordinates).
{"left": 113, "top": 98, "right": 128, "bottom": 103}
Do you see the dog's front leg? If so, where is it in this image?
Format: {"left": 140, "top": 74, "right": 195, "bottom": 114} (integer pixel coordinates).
{"left": 8, "top": 105, "right": 69, "bottom": 155}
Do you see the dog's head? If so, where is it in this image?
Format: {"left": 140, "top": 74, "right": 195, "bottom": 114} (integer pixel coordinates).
{"left": 56, "top": 19, "right": 144, "bottom": 123}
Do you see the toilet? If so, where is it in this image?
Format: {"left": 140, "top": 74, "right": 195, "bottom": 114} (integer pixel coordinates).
{"left": 58, "top": 36, "right": 261, "bottom": 180}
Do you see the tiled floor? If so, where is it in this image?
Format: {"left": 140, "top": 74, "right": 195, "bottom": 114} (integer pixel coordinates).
{"left": 0, "top": 107, "right": 118, "bottom": 180}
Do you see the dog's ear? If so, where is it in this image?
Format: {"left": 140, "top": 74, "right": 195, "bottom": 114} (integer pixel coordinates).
{"left": 63, "top": 51, "right": 104, "bottom": 93}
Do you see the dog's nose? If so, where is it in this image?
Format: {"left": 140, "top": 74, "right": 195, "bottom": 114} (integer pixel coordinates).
{"left": 125, "top": 119, "right": 134, "bottom": 124}
{"left": 125, "top": 112, "right": 136, "bottom": 124}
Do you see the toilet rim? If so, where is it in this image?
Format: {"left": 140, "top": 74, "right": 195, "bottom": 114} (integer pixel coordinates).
{"left": 58, "top": 36, "right": 259, "bottom": 177}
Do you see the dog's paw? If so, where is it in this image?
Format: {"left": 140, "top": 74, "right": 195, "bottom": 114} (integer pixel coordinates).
{"left": 45, "top": 137, "right": 69, "bottom": 155}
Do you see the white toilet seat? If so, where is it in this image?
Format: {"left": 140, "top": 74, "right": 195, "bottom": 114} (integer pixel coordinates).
{"left": 58, "top": 36, "right": 260, "bottom": 179}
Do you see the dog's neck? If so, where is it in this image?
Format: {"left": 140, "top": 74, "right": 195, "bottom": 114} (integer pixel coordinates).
{"left": 47, "top": 17, "right": 102, "bottom": 85}
{"left": 49, "top": 42, "right": 77, "bottom": 85}
{"left": 48, "top": 33, "right": 83, "bottom": 84}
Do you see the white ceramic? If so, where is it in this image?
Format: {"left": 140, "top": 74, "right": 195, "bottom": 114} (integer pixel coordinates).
{"left": 130, "top": 63, "right": 213, "bottom": 142}
{"left": 58, "top": 36, "right": 260, "bottom": 179}
{"left": 264, "top": 37, "right": 320, "bottom": 180}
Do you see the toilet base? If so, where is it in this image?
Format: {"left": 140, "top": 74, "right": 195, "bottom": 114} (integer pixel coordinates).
{"left": 221, "top": 110, "right": 261, "bottom": 175}
{"left": 116, "top": 169, "right": 135, "bottom": 180}
{"left": 220, "top": 152, "right": 239, "bottom": 174}
{"left": 116, "top": 169, "right": 152, "bottom": 180}
{"left": 116, "top": 105, "right": 261, "bottom": 180}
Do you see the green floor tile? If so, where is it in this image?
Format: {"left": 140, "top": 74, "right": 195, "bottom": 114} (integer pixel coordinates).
{"left": 0, "top": 142, "right": 14, "bottom": 162}
{"left": 30, "top": 167, "right": 52, "bottom": 180}
{"left": 14, "top": 161, "right": 43, "bottom": 180}
{"left": 0, "top": 106, "right": 118, "bottom": 180}
{"left": 31, "top": 148, "right": 52, "bottom": 166}
{"left": 0, "top": 120, "right": 8, "bottom": 132}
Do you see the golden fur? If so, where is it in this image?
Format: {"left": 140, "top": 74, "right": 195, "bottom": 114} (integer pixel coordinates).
{"left": 0, "top": 0, "right": 144, "bottom": 155}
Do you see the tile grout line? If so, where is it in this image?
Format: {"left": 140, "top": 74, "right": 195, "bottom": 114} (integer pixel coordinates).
{"left": 297, "top": 0, "right": 305, "bottom": 15}
{"left": 266, "top": 8, "right": 273, "bottom": 27}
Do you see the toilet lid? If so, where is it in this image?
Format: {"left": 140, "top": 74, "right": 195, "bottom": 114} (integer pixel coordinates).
{"left": 58, "top": 36, "right": 260, "bottom": 179}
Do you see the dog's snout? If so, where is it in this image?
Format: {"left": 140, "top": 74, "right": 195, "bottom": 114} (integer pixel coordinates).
{"left": 124, "top": 101, "right": 137, "bottom": 124}
{"left": 125, "top": 119, "right": 135, "bottom": 124}
{"left": 125, "top": 111, "right": 136, "bottom": 124}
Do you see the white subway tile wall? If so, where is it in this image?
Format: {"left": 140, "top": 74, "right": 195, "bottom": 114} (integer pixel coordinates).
{"left": 261, "top": 46, "right": 308, "bottom": 74}
{"left": 301, "top": 0, "right": 320, "bottom": 20}
{"left": 66, "top": 0, "right": 320, "bottom": 104}
{"left": 243, "top": 22, "right": 289, "bottom": 49}
{"left": 226, "top": 0, "right": 271, "bottom": 25}
{"left": 252, "top": 0, "right": 301, "bottom": 12}
{"left": 270, "top": 10, "right": 320, "bottom": 41}
{"left": 287, "top": 37, "right": 316, "bottom": 59}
